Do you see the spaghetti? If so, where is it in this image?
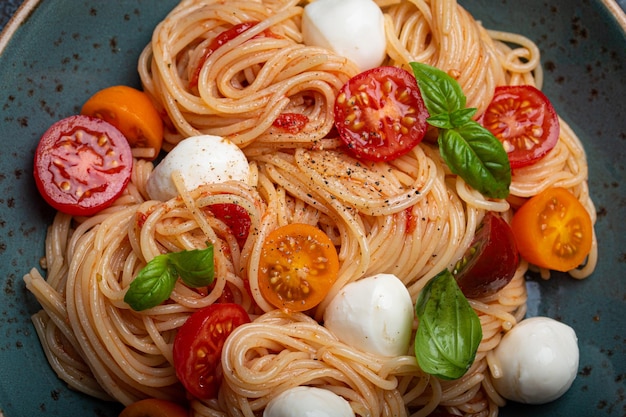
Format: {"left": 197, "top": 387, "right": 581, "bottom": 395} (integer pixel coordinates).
{"left": 24, "top": 0, "right": 597, "bottom": 416}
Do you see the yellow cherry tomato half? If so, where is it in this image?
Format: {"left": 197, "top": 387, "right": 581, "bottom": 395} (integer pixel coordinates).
{"left": 511, "top": 187, "right": 593, "bottom": 272}
{"left": 81, "top": 85, "right": 163, "bottom": 160}
{"left": 258, "top": 223, "right": 340, "bottom": 312}
{"left": 118, "top": 398, "right": 188, "bottom": 417}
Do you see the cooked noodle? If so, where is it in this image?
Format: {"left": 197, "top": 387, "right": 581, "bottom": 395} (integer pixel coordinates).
{"left": 24, "top": 0, "right": 597, "bottom": 416}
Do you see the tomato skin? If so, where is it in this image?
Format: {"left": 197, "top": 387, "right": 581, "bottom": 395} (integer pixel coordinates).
{"left": 33, "top": 115, "right": 133, "bottom": 216}
{"left": 453, "top": 212, "right": 519, "bottom": 299}
{"left": 189, "top": 21, "right": 259, "bottom": 89}
{"left": 81, "top": 85, "right": 164, "bottom": 160}
{"left": 258, "top": 223, "right": 339, "bottom": 312}
{"left": 334, "top": 66, "right": 429, "bottom": 162}
{"left": 118, "top": 398, "right": 188, "bottom": 417}
{"left": 173, "top": 303, "right": 250, "bottom": 399}
{"left": 511, "top": 187, "right": 593, "bottom": 272}
{"left": 272, "top": 113, "right": 309, "bottom": 134}
{"left": 480, "top": 85, "right": 559, "bottom": 169}
{"left": 206, "top": 203, "right": 252, "bottom": 248}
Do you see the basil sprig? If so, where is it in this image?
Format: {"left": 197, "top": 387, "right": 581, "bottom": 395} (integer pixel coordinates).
{"left": 410, "top": 62, "right": 511, "bottom": 199}
{"left": 124, "top": 246, "right": 215, "bottom": 311}
{"left": 414, "top": 269, "right": 482, "bottom": 380}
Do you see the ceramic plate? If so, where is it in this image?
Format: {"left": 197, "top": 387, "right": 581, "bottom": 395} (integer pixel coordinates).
{"left": 0, "top": 1, "right": 624, "bottom": 416}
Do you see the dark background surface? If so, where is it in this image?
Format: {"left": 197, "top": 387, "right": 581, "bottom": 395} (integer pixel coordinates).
{"left": 2, "top": 0, "right": 625, "bottom": 31}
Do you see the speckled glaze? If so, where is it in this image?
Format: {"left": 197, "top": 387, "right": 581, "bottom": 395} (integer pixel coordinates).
{"left": 0, "top": 1, "right": 624, "bottom": 417}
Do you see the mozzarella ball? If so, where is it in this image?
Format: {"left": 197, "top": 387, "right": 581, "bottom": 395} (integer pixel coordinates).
{"left": 491, "top": 316, "right": 579, "bottom": 404}
{"left": 323, "top": 273, "right": 414, "bottom": 357}
{"left": 146, "top": 135, "right": 249, "bottom": 201}
{"left": 302, "top": 0, "right": 386, "bottom": 71}
{"left": 263, "top": 386, "right": 354, "bottom": 417}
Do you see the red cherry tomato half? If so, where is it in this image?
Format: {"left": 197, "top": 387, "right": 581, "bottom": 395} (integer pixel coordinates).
{"left": 189, "top": 21, "right": 259, "bottom": 89}
{"left": 334, "top": 66, "right": 429, "bottom": 162}
{"left": 33, "top": 114, "right": 133, "bottom": 216}
{"left": 173, "top": 303, "right": 250, "bottom": 399}
{"left": 480, "top": 85, "right": 560, "bottom": 169}
{"left": 452, "top": 212, "right": 520, "bottom": 298}
{"left": 206, "top": 203, "right": 252, "bottom": 248}
{"left": 272, "top": 113, "right": 309, "bottom": 134}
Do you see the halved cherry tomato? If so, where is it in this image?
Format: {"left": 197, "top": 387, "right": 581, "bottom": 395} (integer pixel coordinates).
{"left": 189, "top": 21, "right": 259, "bottom": 89}
{"left": 33, "top": 115, "right": 133, "bottom": 216}
{"left": 81, "top": 85, "right": 163, "bottom": 160}
{"left": 206, "top": 203, "right": 252, "bottom": 248}
{"left": 272, "top": 113, "right": 309, "bottom": 134}
{"left": 173, "top": 303, "right": 250, "bottom": 399}
{"left": 258, "top": 223, "right": 339, "bottom": 312}
{"left": 511, "top": 187, "right": 593, "bottom": 272}
{"left": 452, "top": 212, "right": 519, "bottom": 298}
{"left": 480, "top": 85, "right": 559, "bottom": 169}
{"left": 334, "top": 66, "right": 429, "bottom": 162}
{"left": 118, "top": 398, "right": 188, "bottom": 417}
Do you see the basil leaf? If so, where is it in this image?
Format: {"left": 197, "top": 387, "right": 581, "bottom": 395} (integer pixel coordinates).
{"left": 168, "top": 246, "right": 215, "bottom": 288}
{"left": 410, "top": 62, "right": 466, "bottom": 116}
{"left": 409, "top": 61, "right": 511, "bottom": 198}
{"left": 426, "top": 113, "right": 454, "bottom": 130}
{"left": 124, "top": 254, "right": 178, "bottom": 311}
{"left": 449, "top": 108, "right": 477, "bottom": 127}
{"left": 124, "top": 245, "right": 215, "bottom": 311}
{"left": 438, "top": 121, "right": 511, "bottom": 199}
{"left": 414, "top": 269, "right": 482, "bottom": 380}
{"left": 428, "top": 108, "right": 477, "bottom": 130}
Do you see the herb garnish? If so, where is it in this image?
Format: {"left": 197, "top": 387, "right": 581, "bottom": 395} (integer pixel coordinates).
{"left": 414, "top": 269, "right": 483, "bottom": 380}
{"left": 410, "top": 62, "right": 511, "bottom": 199}
{"left": 124, "top": 245, "right": 215, "bottom": 311}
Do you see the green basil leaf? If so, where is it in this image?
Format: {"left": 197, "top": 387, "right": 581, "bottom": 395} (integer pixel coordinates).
{"left": 124, "top": 254, "right": 178, "bottom": 311}
{"left": 449, "top": 108, "right": 477, "bottom": 127}
{"left": 168, "top": 246, "right": 215, "bottom": 288}
{"left": 427, "top": 113, "right": 454, "bottom": 130}
{"left": 410, "top": 62, "right": 466, "bottom": 116}
{"left": 438, "top": 121, "right": 511, "bottom": 199}
{"left": 414, "top": 269, "right": 482, "bottom": 380}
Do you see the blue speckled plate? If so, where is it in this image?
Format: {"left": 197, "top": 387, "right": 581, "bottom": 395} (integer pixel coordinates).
{"left": 0, "top": 1, "right": 624, "bottom": 416}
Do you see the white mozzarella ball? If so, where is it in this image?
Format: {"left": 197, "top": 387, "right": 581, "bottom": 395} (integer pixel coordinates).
{"left": 491, "top": 316, "right": 579, "bottom": 404}
{"left": 263, "top": 386, "right": 354, "bottom": 417}
{"left": 302, "top": 0, "right": 386, "bottom": 71}
{"left": 146, "top": 134, "right": 249, "bottom": 201}
{"left": 323, "top": 273, "right": 414, "bottom": 357}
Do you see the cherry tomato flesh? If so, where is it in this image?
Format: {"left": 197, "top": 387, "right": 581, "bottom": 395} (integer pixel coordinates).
{"left": 206, "top": 203, "right": 252, "bottom": 248}
{"left": 33, "top": 115, "right": 133, "bottom": 216}
{"left": 334, "top": 66, "right": 429, "bottom": 162}
{"left": 453, "top": 212, "right": 519, "bottom": 298}
{"left": 258, "top": 223, "right": 339, "bottom": 312}
{"left": 480, "top": 85, "right": 559, "bottom": 169}
{"left": 511, "top": 187, "right": 593, "bottom": 272}
{"left": 173, "top": 303, "right": 250, "bottom": 399}
{"left": 118, "top": 398, "right": 188, "bottom": 417}
{"left": 189, "top": 21, "right": 259, "bottom": 89}
{"left": 272, "top": 113, "right": 309, "bottom": 134}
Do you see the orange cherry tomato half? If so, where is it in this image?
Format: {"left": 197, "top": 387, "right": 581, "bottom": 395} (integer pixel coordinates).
{"left": 511, "top": 187, "right": 593, "bottom": 272}
{"left": 173, "top": 303, "right": 250, "bottom": 399}
{"left": 334, "top": 66, "right": 429, "bottom": 162}
{"left": 33, "top": 115, "right": 133, "bottom": 216}
{"left": 118, "top": 398, "right": 188, "bottom": 417}
{"left": 81, "top": 85, "right": 163, "bottom": 160}
{"left": 258, "top": 223, "right": 339, "bottom": 312}
{"left": 480, "top": 85, "right": 559, "bottom": 169}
